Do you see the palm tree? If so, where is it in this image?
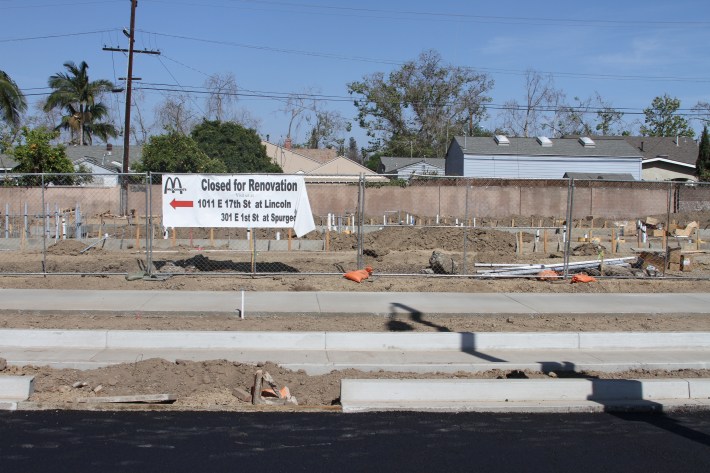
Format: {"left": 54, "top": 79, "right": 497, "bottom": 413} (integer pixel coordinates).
{"left": 44, "top": 61, "right": 118, "bottom": 145}
{"left": 0, "top": 69, "right": 26, "bottom": 128}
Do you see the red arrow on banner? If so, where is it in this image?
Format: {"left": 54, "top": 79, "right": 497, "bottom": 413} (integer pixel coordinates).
{"left": 170, "top": 198, "right": 194, "bottom": 209}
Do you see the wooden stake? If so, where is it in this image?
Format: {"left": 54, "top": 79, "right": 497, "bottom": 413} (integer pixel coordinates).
{"left": 249, "top": 231, "right": 255, "bottom": 272}
{"left": 171, "top": 228, "right": 176, "bottom": 247}
{"left": 210, "top": 228, "right": 214, "bottom": 247}
{"left": 543, "top": 229, "right": 548, "bottom": 254}
{"left": 325, "top": 230, "right": 330, "bottom": 252}
{"left": 288, "top": 228, "right": 292, "bottom": 251}
{"left": 518, "top": 232, "right": 523, "bottom": 254}
{"left": 135, "top": 225, "right": 140, "bottom": 249}
{"left": 611, "top": 229, "right": 616, "bottom": 254}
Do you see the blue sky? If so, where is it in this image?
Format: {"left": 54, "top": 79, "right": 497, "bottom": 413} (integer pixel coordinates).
{"left": 2, "top": 0, "right": 709, "bottom": 148}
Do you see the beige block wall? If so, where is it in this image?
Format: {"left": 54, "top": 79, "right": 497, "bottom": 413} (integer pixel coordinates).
{"left": 1, "top": 181, "right": 704, "bottom": 222}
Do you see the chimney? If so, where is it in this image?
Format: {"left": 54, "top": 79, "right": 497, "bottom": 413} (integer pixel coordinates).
{"left": 284, "top": 137, "right": 292, "bottom": 150}
{"left": 640, "top": 141, "right": 644, "bottom": 152}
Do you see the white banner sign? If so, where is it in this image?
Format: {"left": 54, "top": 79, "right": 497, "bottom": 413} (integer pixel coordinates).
{"left": 161, "top": 174, "right": 316, "bottom": 237}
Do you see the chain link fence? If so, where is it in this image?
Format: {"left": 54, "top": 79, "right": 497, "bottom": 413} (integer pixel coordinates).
{"left": 0, "top": 172, "right": 708, "bottom": 280}
{"left": 564, "top": 179, "right": 710, "bottom": 279}
{"left": 0, "top": 173, "right": 149, "bottom": 275}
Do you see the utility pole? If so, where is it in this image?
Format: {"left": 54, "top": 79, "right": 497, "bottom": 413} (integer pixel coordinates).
{"left": 103, "top": 0, "right": 159, "bottom": 215}
{"left": 123, "top": 0, "right": 137, "bottom": 216}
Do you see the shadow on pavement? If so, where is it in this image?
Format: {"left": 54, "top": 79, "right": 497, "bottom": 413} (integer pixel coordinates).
{"left": 387, "top": 302, "right": 506, "bottom": 362}
{"left": 611, "top": 411, "right": 710, "bottom": 447}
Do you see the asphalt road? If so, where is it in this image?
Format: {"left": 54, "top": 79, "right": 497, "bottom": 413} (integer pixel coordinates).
{"left": 1, "top": 411, "right": 710, "bottom": 472}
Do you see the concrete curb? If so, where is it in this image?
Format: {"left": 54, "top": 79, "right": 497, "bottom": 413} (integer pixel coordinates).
{"left": 2, "top": 329, "right": 710, "bottom": 351}
{"left": 340, "top": 378, "right": 710, "bottom": 413}
{"left": 0, "top": 375, "right": 34, "bottom": 410}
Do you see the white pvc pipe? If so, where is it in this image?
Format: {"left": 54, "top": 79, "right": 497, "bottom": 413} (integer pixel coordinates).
{"left": 240, "top": 290, "right": 245, "bottom": 319}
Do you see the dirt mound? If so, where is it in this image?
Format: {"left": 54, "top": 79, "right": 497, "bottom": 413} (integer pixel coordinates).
{"left": 328, "top": 227, "right": 517, "bottom": 253}
{"left": 12, "top": 358, "right": 710, "bottom": 410}
{"left": 572, "top": 242, "right": 607, "bottom": 256}
{"left": 46, "top": 240, "right": 104, "bottom": 255}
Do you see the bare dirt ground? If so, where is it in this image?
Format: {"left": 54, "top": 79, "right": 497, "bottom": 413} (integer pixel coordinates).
{"left": 5, "top": 361, "right": 710, "bottom": 412}
{"left": 2, "top": 223, "right": 710, "bottom": 411}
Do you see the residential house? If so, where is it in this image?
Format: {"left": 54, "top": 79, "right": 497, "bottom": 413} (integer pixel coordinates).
{"left": 63, "top": 144, "right": 143, "bottom": 173}
{"left": 263, "top": 141, "right": 385, "bottom": 181}
{"left": 623, "top": 136, "right": 699, "bottom": 181}
{"left": 445, "top": 135, "right": 643, "bottom": 180}
{"left": 1, "top": 144, "right": 143, "bottom": 184}
{"left": 62, "top": 144, "right": 143, "bottom": 187}
{"left": 0, "top": 154, "right": 18, "bottom": 173}
{"left": 378, "top": 157, "right": 446, "bottom": 180}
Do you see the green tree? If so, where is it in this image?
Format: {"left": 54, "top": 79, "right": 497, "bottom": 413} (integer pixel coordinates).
{"left": 697, "top": 126, "right": 710, "bottom": 181}
{"left": 640, "top": 94, "right": 695, "bottom": 137}
{"left": 364, "top": 153, "right": 382, "bottom": 172}
{"left": 305, "top": 109, "right": 349, "bottom": 150}
{"left": 348, "top": 50, "right": 493, "bottom": 157}
{"left": 191, "top": 120, "right": 282, "bottom": 173}
{"left": 44, "top": 61, "right": 117, "bottom": 145}
{"left": 11, "top": 127, "right": 76, "bottom": 185}
{"left": 346, "top": 137, "right": 360, "bottom": 162}
{"left": 0, "top": 70, "right": 26, "bottom": 129}
{"left": 136, "top": 131, "right": 226, "bottom": 174}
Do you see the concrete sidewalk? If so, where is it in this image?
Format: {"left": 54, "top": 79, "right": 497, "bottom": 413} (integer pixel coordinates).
{"left": 2, "top": 289, "right": 710, "bottom": 316}
{"left": 2, "top": 329, "right": 710, "bottom": 375}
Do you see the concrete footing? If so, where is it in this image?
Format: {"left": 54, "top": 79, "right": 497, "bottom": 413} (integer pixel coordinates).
{"left": 0, "top": 375, "right": 35, "bottom": 409}
{"left": 340, "top": 378, "right": 710, "bottom": 413}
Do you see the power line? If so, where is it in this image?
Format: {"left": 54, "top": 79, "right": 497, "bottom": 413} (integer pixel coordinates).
{"left": 142, "top": 0, "right": 710, "bottom": 28}
{"left": 20, "top": 81, "right": 710, "bottom": 118}
{"left": 0, "top": 1, "right": 118, "bottom": 9}
{"left": 142, "top": 30, "right": 402, "bottom": 66}
{"left": 140, "top": 30, "right": 710, "bottom": 84}
{"left": 0, "top": 29, "right": 118, "bottom": 43}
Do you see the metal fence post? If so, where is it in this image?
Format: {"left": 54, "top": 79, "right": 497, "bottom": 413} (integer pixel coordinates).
{"left": 462, "top": 183, "right": 470, "bottom": 275}
{"left": 356, "top": 173, "right": 365, "bottom": 269}
{"left": 563, "top": 179, "right": 575, "bottom": 279}
{"left": 41, "top": 173, "right": 46, "bottom": 274}
{"left": 146, "top": 173, "right": 153, "bottom": 276}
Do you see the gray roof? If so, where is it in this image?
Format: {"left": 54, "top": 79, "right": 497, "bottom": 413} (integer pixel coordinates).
{"left": 0, "top": 144, "right": 142, "bottom": 172}
{"left": 564, "top": 172, "right": 636, "bottom": 181}
{"left": 0, "top": 154, "right": 18, "bottom": 170}
{"left": 451, "top": 136, "right": 642, "bottom": 158}
{"left": 64, "top": 144, "right": 143, "bottom": 168}
{"left": 380, "top": 157, "right": 446, "bottom": 173}
{"left": 623, "top": 136, "right": 698, "bottom": 166}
